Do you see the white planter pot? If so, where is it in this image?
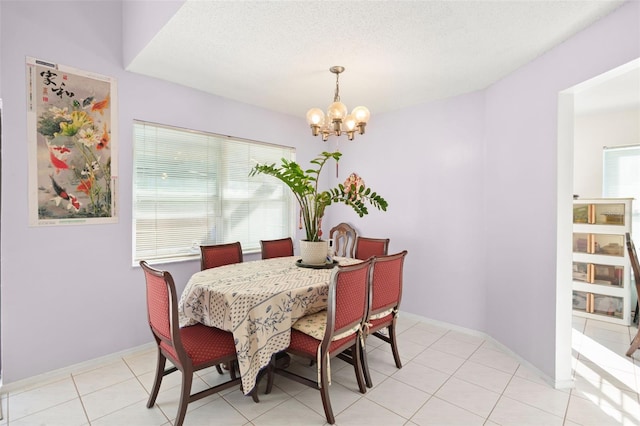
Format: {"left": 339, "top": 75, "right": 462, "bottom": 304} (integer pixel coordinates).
{"left": 299, "top": 240, "right": 329, "bottom": 265}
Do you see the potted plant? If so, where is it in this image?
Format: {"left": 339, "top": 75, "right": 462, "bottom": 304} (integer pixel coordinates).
{"left": 250, "top": 151, "right": 388, "bottom": 264}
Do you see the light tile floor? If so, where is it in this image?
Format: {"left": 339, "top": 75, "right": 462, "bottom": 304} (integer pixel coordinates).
{"left": 2, "top": 314, "right": 640, "bottom": 425}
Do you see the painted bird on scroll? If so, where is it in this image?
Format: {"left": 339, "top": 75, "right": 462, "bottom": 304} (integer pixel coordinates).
{"left": 50, "top": 175, "right": 80, "bottom": 212}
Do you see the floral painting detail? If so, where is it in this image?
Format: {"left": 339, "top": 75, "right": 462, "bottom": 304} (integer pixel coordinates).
{"left": 343, "top": 173, "right": 365, "bottom": 201}
{"left": 27, "top": 57, "right": 117, "bottom": 226}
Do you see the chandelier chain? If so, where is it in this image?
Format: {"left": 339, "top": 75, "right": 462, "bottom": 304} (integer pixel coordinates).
{"left": 333, "top": 73, "right": 341, "bottom": 102}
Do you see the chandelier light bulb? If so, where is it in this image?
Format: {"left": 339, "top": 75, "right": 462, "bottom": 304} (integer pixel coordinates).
{"left": 327, "top": 101, "right": 348, "bottom": 121}
{"left": 306, "top": 108, "right": 325, "bottom": 125}
{"left": 352, "top": 106, "right": 370, "bottom": 124}
{"left": 306, "top": 108, "right": 325, "bottom": 136}
{"left": 344, "top": 114, "right": 357, "bottom": 131}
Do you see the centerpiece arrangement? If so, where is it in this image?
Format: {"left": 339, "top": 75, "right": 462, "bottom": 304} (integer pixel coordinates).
{"left": 250, "top": 151, "right": 388, "bottom": 265}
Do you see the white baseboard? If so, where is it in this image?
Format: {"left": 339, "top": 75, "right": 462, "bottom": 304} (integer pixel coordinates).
{"left": 0, "top": 342, "right": 156, "bottom": 394}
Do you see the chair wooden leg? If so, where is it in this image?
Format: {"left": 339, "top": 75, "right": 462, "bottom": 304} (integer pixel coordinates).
{"left": 360, "top": 339, "right": 373, "bottom": 388}
{"left": 353, "top": 341, "right": 367, "bottom": 394}
{"left": 265, "top": 356, "right": 275, "bottom": 394}
{"left": 216, "top": 364, "right": 224, "bottom": 374}
{"left": 249, "top": 385, "right": 260, "bottom": 403}
{"left": 249, "top": 357, "right": 276, "bottom": 399}
{"left": 626, "top": 330, "right": 640, "bottom": 357}
{"left": 388, "top": 322, "right": 402, "bottom": 369}
{"left": 147, "top": 350, "right": 166, "bottom": 408}
{"left": 249, "top": 363, "right": 269, "bottom": 403}
{"left": 319, "top": 353, "right": 335, "bottom": 425}
{"left": 175, "top": 369, "right": 193, "bottom": 426}
{"left": 229, "top": 360, "right": 238, "bottom": 380}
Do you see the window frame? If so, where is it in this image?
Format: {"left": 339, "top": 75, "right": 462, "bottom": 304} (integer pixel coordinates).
{"left": 602, "top": 144, "right": 640, "bottom": 244}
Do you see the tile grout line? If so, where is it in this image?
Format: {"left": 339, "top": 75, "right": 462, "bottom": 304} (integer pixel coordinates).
{"left": 125, "top": 353, "right": 173, "bottom": 426}
{"left": 69, "top": 373, "right": 92, "bottom": 426}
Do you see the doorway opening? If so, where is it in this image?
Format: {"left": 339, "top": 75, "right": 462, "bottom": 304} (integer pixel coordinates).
{"left": 556, "top": 58, "right": 640, "bottom": 386}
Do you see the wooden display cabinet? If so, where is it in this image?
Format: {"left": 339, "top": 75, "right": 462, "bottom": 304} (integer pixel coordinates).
{"left": 572, "top": 198, "right": 633, "bottom": 325}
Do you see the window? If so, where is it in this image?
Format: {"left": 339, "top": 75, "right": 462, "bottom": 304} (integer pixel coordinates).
{"left": 133, "top": 121, "right": 295, "bottom": 264}
{"left": 603, "top": 144, "right": 640, "bottom": 244}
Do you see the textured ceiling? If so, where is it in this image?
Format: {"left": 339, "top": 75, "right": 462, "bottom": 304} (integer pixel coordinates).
{"left": 126, "top": 0, "right": 633, "bottom": 117}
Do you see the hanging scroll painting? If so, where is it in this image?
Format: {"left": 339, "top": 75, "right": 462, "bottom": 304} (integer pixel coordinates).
{"left": 26, "top": 57, "right": 117, "bottom": 226}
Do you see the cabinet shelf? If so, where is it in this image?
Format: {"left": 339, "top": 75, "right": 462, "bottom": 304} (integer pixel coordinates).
{"left": 572, "top": 290, "right": 625, "bottom": 321}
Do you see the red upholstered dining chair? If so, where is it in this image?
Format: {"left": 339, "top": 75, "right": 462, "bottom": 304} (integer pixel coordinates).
{"left": 329, "top": 222, "right": 357, "bottom": 258}
{"left": 200, "top": 241, "right": 243, "bottom": 270}
{"left": 260, "top": 237, "right": 294, "bottom": 259}
{"left": 273, "top": 259, "right": 373, "bottom": 424}
{"left": 354, "top": 236, "right": 390, "bottom": 260}
{"left": 361, "top": 250, "right": 408, "bottom": 387}
{"left": 139, "top": 261, "right": 243, "bottom": 426}
{"left": 625, "top": 233, "right": 640, "bottom": 357}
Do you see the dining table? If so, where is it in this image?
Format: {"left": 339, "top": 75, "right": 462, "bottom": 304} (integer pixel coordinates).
{"left": 177, "top": 255, "right": 362, "bottom": 396}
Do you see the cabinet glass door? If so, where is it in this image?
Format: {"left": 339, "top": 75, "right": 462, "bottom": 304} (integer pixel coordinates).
{"left": 573, "top": 233, "right": 589, "bottom": 253}
{"left": 573, "top": 262, "right": 588, "bottom": 282}
{"left": 593, "top": 264, "right": 624, "bottom": 286}
{"left": 592, "top": 294, "right": 623, "bottom": 319}
{"left": 593, "top": 234, "right": 625, "bottom": 256}
{"left": 573, "top": 204, "right": 589, "bottom": 224}
{"left": 593, "top": 203, "right": 626, "bottom": 226}
{"left": 573, "top": 291, "right": 588, "bottom": 313}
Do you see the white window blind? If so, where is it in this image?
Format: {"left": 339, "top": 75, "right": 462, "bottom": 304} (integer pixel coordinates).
{"left": 603, "top": 144, "right": 640, "bottom": 241}
{"left": 133, "top": 121, "right": 295, "bottom": 264}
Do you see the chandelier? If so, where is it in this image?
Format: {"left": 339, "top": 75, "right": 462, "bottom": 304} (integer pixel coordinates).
{"left": 306, "top": 66, "right": 370, "bottom": 142}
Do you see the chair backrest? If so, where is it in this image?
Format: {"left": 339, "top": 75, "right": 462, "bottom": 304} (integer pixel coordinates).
{"left": 140, "top": 261, "right": 185, "bottom": 366}
{"left": 354, "top": 237, "right": 390, "bottom": 260}
{"left": 369, "top": 250, "right": 408, "bottom": 316}
{"left": 329, "top": 223, "right": 357, "bottom": 258}
{"left": 200, "top": 242, "right": 243, "bottom": 270}
{"left": 260, "top": 237, "right": 294, "bottom": 259}
{"left": 627, "top": 233, "right": 640, "bottom": 296}
{"left": 324, "top": 259, "right": 372, "bottom": 342}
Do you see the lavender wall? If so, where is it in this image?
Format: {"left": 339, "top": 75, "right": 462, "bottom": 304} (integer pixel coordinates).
{"left": 483, "top": 1, "right": 639, "bottom": 380}
{"left": 328, "top": 91, "right": 487, "bottom": 330}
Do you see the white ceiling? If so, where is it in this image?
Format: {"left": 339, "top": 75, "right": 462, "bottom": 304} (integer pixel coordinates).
{"left": 127, "top": 0, "right": 636, "bottom": 117}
